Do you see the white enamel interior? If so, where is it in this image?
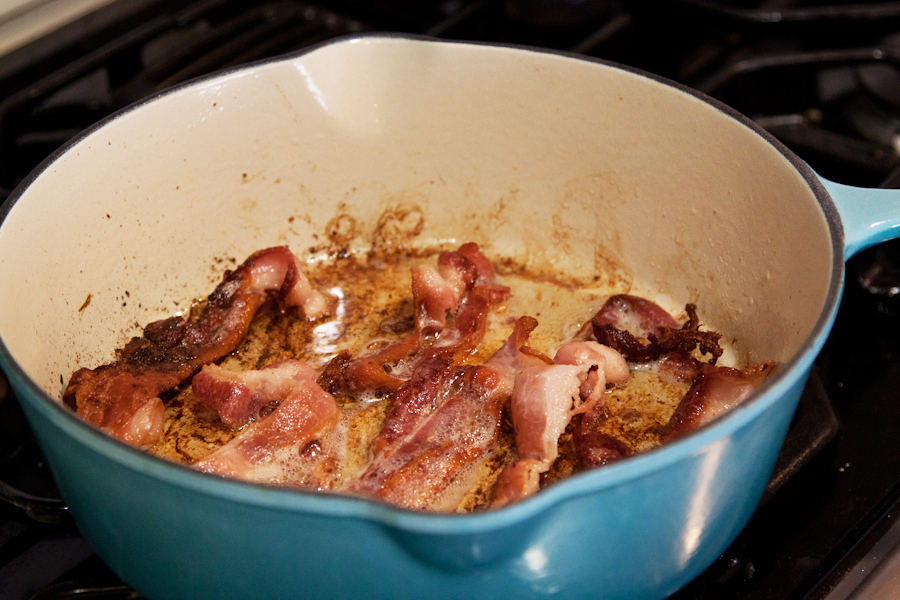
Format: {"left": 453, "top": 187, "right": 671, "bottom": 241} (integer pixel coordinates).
{"left": 0, "top": 37, "right": 833, "bottom": 399}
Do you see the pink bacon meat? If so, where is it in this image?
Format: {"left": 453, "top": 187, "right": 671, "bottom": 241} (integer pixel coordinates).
{"left": 193, "top": 360, "right": 340, "bottom": 484}
{"left": 323, "top": 243, "right": 509, "bottom": 396}
{"left": 491, "top": 339, "right": 628, "bottom": 508}
{"left": 350, "top": 357, "right": 507, "bottom": 511}
{"left": 664, "top": 361, "right": 774, "bottom": 441}
{"left": 63, "top": 246, "right": 325, "bottom": 449}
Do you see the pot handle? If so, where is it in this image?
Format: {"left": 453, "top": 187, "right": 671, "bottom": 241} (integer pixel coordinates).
{"left": 820, "top": 177, "right": 900, "bottom": 260}
{"left": 0, "top": 480, "right": 67, "bottom": 523}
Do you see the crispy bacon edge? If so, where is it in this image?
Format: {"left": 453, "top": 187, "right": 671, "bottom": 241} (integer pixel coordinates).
{"left": 63, "top": 246, "right": 325, "bottom": 449}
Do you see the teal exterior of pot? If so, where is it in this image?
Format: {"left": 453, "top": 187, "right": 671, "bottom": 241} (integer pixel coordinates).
{"left": 4, "top": 346, "right": 813, "bottom": 600}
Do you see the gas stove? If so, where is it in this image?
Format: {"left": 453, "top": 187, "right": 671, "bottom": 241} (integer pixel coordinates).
{"left": 2, "top": 1, "right": 900, "bottom": 599}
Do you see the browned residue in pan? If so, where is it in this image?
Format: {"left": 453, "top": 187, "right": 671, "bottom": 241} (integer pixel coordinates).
{"left": 325, "top": 213, "right": 357, "bottom": 246}
{"left": 372, "top": 204, "right": 425, "bottom": 249}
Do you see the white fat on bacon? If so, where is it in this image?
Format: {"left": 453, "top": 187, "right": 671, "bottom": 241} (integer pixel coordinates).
{"left": 410, "top": 264, "right": 462, "bottom": 334}
{"left": 490, "top": 340, "right": 628, "bottom": 508}
{"left": 248, "top": 248, "right": 326, "bottom": 319}
{"left": 193, "top": 360, "right": 340, "bottom": 485}
{"left": 554, "top": 342, "right": 630, "bottom": 414}
{"left": 193, "top": 360, "right": 319, "bottom": 428}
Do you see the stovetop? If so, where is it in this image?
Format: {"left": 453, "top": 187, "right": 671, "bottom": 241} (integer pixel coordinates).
{"left": 2, "top": 1, "right": 900, "bottom": 599}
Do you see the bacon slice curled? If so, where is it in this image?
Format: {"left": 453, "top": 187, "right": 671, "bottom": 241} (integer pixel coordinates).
{"left": 64, "top": 247, "right": 324, "bottom": 449}
{"left": 193, "top": 360, "right": 340, "bottom": 483}
{"left": 350, "top": 357, "right": 507, "bottom": 511}
{"left": 323, "top": 243, "right": 509, "bottom": 396}
{"left": 490, "top": 337, "right": 628, "bottom": 508}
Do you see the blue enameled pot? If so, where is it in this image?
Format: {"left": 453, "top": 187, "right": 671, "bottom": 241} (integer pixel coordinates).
{"left": 1, "top": 35, "right": 899, "bottom": 599}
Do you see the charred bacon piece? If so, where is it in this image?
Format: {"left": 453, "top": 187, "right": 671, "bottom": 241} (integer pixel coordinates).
{"left": 585, "top": 295, "right": 773, "bottom": 445}
{"left": 64, "top": 247, "right": 325, "bottom": 449}
{"left": 592, "top": 295, "right": 723, "bottom": 365}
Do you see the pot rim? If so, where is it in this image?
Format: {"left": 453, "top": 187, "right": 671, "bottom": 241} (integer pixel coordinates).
{"left": 0, "top": 33, "right": 846, "bottom": 533}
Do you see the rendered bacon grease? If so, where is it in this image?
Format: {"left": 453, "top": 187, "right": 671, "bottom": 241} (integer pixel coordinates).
{"left": 63, "top": 244, "right": 773, "bottom": 511}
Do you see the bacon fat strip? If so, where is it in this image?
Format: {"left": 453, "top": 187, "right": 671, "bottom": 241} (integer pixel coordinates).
{"left": 64, "top": 246, "right": 324, "bottom": 449}
{"left": 193, "top": 360, "right": 340, "bottom": 483}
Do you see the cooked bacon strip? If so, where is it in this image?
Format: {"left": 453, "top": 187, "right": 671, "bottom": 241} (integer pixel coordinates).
{"left": 412, "top": 250, "right": 476, "bottom": 334}
{"left": 64, "top": 246, "right": 323, "bottom": 448}
{"left": 369, "top": 357, "right": 454, "bottom": 459}
{"left": 664, "top": 361, "right": 774, "bottom": 441}
{"left": 64, "top": 368, "right": 170, "bottom": 449}
{"left": 329, "top": 243, "right": 509, "bottom": 395}
{"left": 557, "top": 345, "right": 633, "bottom": 471}
{"left": 350, "top": 359, "right": 506, "bottom": 510}
{"left": 491, "top": 340, "right": 628, "bottom": 508}
{"left": 457, "top": 242, "right": 511, "bottom": 302}
{"left": 192, "top": 359, "right": 319, "bottom": 428}
{"left": 333, "top": 288, "right": 493, "bottom": 395}
{"left": 506, "top": 364, "right": 581, "bottom": 455}
{"left": 483, "top": 316, "right": 552, "bottom": 392}
{"left": 555, "top": 342, "right": 630, "bottom": 420}
{"left": 489, "top": 458, "right": 544, "bottom": 509}
{"left": 412, "top": 287, "right": 495, "bottom": 367}
{"left": 194, "top": 360, "right": 339, "bottom": 483}
{"left": 593, "top": 294, "right": 680, "bottom": 336}
{"left": 485, "top": 319, "right": 559, "bottom": 509}
{"left": 330, "top": 331, "right": 421, "bottom": 395}
{"left": 573, "top": 430, "right": 633, "bottom": 467}
{"left": 653, "top": 353, "right": 705, "bottom": 385}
